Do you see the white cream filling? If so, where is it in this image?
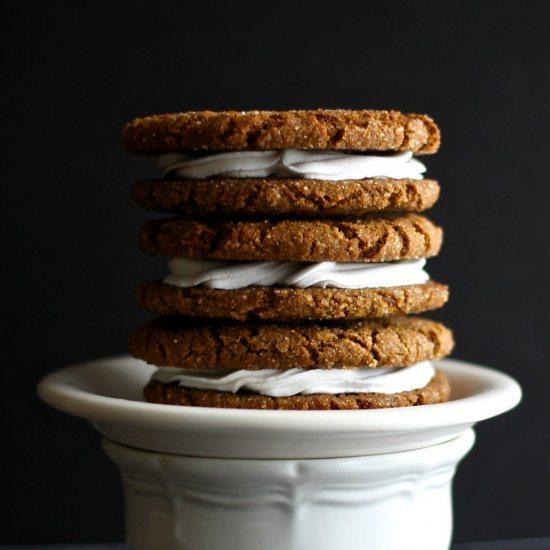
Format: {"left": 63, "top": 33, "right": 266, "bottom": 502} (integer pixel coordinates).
{"left": 152, "top": 361, "right": 435, "bottom": 397}
{"left": 163, "top": 258, "right": 429, "bottom": 290}
{"left": 159, "top": 150, "right": 426, "bottom": 180}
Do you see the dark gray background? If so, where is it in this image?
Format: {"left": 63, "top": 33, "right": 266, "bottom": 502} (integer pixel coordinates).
{"left": 3, "top": 0, "right": 549, "bottom": 545}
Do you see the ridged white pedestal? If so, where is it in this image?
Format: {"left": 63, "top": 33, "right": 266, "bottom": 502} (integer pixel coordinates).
{"left": 38, "top": 357, "right": 521, "bottom": 550}
{"left": 104, "top": 429, "right": 475, "bottom": 550}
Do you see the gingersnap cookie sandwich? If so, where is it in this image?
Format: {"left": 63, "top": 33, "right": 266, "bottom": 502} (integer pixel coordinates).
{"left": 124, "top": 109, "right": 453, "bottom": 409}
{"left": 127, "top": 110, "right": 441, "bottom": 218}
{"left": 136, "top": 213, "right": 447, "bottom": 321}
{"left": 130, "top": 316, "right": 453, "bottom": 409}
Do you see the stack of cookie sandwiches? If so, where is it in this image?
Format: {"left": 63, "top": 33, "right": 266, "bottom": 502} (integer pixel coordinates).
{"left": 124, "top": 110, "right": 454, "bottom": 409}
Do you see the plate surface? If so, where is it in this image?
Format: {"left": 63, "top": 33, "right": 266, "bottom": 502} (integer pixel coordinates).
{"left": 37, "top": 356, "right": 521, "bottom": 458}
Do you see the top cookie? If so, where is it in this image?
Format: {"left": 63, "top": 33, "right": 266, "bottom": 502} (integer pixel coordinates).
{"left": 123, "top": 110, "right": 440, "bottom": 154}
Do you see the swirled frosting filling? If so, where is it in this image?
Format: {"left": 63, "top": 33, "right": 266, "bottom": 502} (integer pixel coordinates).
{"left": 163, "top": 258, "right": 429, "bottom": 290}
{"left": 152, "top": 361, "right": 435, "bottom": 397}
{"left": 159, "top": 150, "right": 426, "bottom": 180}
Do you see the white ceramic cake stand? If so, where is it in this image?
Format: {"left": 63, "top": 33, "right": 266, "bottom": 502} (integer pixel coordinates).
{"left": 38, "top": 357, "right": 521, "bottom": 550}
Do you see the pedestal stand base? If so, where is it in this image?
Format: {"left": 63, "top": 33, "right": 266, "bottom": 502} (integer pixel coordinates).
{"left": 104, "top": 429, "right": 475, "bottom": 550}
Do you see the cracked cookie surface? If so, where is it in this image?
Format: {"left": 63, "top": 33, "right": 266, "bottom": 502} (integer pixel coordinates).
{"left": 139, "top": 214, "right": 442, "bottom": 262}
{"left": 129, "top": 315, "right": 454, "bottom": 370}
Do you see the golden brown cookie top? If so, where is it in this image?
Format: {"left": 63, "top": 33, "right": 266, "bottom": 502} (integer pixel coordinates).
{"left": 138, "top": 214, "right": 443, "bottom": 263}
{"left": 123, "top": 110, "right": 440, "bottom": 154}
{"left": 129, "top": 315, "right": 454, "bottom": 371}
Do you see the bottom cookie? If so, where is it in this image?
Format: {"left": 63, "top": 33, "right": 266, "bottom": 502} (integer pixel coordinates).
{"left": 143, "top": 370, "right": 450, "bottom": 410}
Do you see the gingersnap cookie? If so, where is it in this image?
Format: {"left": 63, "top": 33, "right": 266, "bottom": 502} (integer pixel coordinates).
{"left": 136, "top": 280, "right": 449, "bottom": 321}
{"left": 132, "top": 178, "right": 440, "bottom": 217}
{"left": 139, "top": 213, "right": 442, "bottom": 263}
{"left": 122, "top": 110, "right": 440, "bottom": 154}
{"left": 129, "top": 315, "right": 454, "bottom": 371}
{"left": 142, "top": 369, "right": 450, "bottom": 410}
